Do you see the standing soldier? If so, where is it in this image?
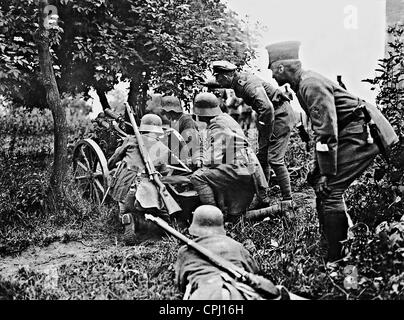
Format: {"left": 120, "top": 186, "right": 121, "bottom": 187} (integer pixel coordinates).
{"left": 190, "top": 92, "right": 268, "bottom": 223}
{"left": 209, "top": 61, "right": 295, "bottom": 214}
{"left": 265, "top": 41, "right": 398, "bottom": 261}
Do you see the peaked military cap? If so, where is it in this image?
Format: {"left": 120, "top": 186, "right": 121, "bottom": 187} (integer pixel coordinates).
{"left": 211, "top": 60, "right": 237, "bottom": 73}
{"left": 265, "top": 41, "right": 301, "bottom": 68}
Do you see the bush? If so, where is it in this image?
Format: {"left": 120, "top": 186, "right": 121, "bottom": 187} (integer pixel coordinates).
{"left": 0, "top": 100, "right": 94, "bottom": 234}
{"left": 346, "top": 24, "right": 404, "bottom": 227}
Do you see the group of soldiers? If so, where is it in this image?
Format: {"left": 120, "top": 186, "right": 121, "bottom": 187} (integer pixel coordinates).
{"left": 105, "top": 41, "right": 399, "bottom": 300}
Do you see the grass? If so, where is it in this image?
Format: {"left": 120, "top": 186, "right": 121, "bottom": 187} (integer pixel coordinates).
{"left": 0, "top": 110, "right": 402, "bottom": 300}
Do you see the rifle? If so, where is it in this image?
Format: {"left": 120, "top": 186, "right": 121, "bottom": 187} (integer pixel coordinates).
{"left": 125, "top": 103, "right": 182, "bottom": 215}
{"left": 145, "top": 214, "right": 308, "bottom": 300}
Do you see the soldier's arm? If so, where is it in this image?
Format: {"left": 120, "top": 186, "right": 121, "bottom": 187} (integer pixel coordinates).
{"left": 299, "top": 78, "right": 338, "bottom": 176}
{"left": 174, "top": 246, "right": 191, "bottom": 293}
{"left": 205, "top": 122, "right": 227, "bottom": 166}
{"left": 240, "top": 245, "right": 260, "bottom": 274}
{"left": 107, "top": 137, "right": 131, "bottom": 169}
{"left": 245, "top": 83, "right": 275, "bottom": 137}
{"left": 179, "top": 119, "right": 202, "bottom": 166}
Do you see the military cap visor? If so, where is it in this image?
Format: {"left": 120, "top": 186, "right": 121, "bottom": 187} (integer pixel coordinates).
{"left": 265, "top": 41, "right": 301, "bottom": 68}
{"left": 211, "top": 60, "right": 237, "bottom": 73}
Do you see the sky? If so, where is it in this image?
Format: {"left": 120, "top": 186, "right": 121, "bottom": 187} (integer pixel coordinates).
{"left": 226, "top": 0, "right": 387, "bottom": 105}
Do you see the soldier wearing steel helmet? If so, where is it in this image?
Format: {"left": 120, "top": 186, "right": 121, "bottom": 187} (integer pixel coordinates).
{"left": 107, "top": 114, "right": 171, "bottom": 245}
{"left": 208, "top": 60, "right": 295, "bottom": 215}
{"left": 160, "top": 95, "right": 201, "bottom": 168}
{"left": 175, "top": 205, "right": 260, "bottom": 300}
{"left": 190, "top": 92, "right": 268, "bottom": 223}
{"left": 161, "top": 95, "right": 197, "bottom": 135}
{"left": 265, "top": 41, "right": 398, "bottom": 261}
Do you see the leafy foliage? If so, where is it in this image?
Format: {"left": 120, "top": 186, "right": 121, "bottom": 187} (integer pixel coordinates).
{"left": 0, "top": 0, "right": 259, "bottom": 109}
{"left": 348, "top": 25, "right": 404, "bottom": 226}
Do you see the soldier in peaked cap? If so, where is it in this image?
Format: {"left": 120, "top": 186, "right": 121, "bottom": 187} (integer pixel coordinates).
{"left": 266, "top": 41, "right": 398, "bottom": 262}
{"left": 209, "top": 60, "right": 295, "bottom": 216}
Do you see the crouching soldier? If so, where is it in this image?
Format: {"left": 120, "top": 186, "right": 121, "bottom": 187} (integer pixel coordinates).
{"left": 175, "top": 205, "right": 261, "bottom": 300}
{"left": 107, "top": 114, "right": 170, "bottom": 245}
{"left": 190, "top": 92, "right": 267, "bottom": 223}
{"left": 265, "top": 41, "right": 399, "bottom": 262}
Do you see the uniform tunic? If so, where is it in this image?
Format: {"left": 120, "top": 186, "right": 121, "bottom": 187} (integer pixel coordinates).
{"left": 295, "top": 70, "right": 381, "bottom": 177}
{"left": 191, "top": 113, "right": 266, "bottom": 215}
{"left": 231, "top": 71, "right": 295, "bottom": 198}
{"left": 166, "top": 113, "right": 200, "bottom": 165}
{"left": 175, "top": 234, "right": 259, "bottom": 300}
{"left": 108, "top": 134, "right": 170, "bottom": 204}
{"left": 293, "top": 69, "right": 397, "bottom": 260}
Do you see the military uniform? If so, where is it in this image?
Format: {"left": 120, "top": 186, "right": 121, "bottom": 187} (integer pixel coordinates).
{"left": 191, "top": 113, "right": 258, "bottom": 218}
{"left": 108, "top": 134, "right": 170, "bottom": 211}
{"left": 190, "top": 92, "right": 267, "bottom": 219}
{"left": 175, "top": 234, "right": 259, "bottom": 300}
{"left": 212, "top": 62, "right": 295, "bottom": 201}
{"left": 175, "top": 205, "right": 260, "bottom": 300}
{"left": 266, "top": 41, "right": 398, "bottom": 260}
{"left": 161, "top": 95, "right": 200, "bottom": 166}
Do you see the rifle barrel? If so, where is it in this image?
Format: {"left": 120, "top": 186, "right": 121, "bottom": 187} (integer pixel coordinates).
{"left": 145, "top": 215, "right": 259, "bottom": 281}
{"left": 125, "top": 103, "right": 182, "bottom": 215}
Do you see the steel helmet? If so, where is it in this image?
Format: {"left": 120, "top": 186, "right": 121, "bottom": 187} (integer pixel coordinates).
{"left": 188, "top": 205, "right": 226, "bottom": 237}
{"left": 139, "top": 114, "right": 164, "bottom": 135}
{"left": 193, "top": 92, "right": 222, "bottom": 117}
{"left": 162, "top": 96, "right": 182, "bottom": 113}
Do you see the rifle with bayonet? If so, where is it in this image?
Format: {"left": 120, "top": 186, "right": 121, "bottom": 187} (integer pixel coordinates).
{"left": 145, "top": 214, "right": 308, "bottom": 300}
{"left": 125, "top": 103, "right": 182, "bottom": 215}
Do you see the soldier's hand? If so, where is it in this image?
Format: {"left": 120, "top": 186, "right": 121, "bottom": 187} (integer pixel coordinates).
{"left": 273, "top": 90, "right": 291, "bottom": 103}
{"left": 306, "top": 160, "right": 319, "bottom": 187}
{"left": 195, "top": 160, "right": 203, "bottom": 169}
{"left": 315, "top": 175, "right": 331, "bottom": 198}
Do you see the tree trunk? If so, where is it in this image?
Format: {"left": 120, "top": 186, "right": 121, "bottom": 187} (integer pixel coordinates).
{"left": 96, "top": 88, "right": 111, "bottom": 111}
{"left": 37, "top": 0, "right": 67, "bottom": 201}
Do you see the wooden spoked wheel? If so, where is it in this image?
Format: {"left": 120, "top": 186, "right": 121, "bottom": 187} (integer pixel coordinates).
{"left": 72, "top": 139, "right": 109, "bottom": 205}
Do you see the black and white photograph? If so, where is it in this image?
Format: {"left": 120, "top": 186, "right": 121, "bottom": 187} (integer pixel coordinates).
{"left": 0, "top": 0, "right": 403, "bottom": 307}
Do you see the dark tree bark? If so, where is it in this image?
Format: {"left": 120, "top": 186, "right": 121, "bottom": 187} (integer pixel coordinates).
{"left": 96, "top": 87, "right": 111, "bottom": 111}
{"left": 36, "top": 0, "right": 67, "bottom": 201}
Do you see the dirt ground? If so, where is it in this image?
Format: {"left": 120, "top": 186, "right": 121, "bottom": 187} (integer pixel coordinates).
{"left": 0, "top": 240, "right": 107, "bottom": 279}
{"left": 0, "top": 190, "right": 318, "bottom": 300}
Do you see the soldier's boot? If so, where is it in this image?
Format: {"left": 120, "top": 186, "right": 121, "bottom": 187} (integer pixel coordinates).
{"left": 248, "top": 191, "right": 270, "bottom": 210}
{"left": 315, "top": 198, "right": 328, "bottom": 258}
{"left": 323, "top": 213, "right": 348, "bottom": 262}
{"left": 245, "top": 203, "right": 281, "bottom": 221}
{"left": 272, "top": 164, "right": 292, "bottom": 200}
{"left": 122, "top": 213, "right": 136, "bottom": 246}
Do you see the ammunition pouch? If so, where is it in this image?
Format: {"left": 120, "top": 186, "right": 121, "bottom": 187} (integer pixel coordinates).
{"left": 338, "top": 104, "right": 391, "bottom": 160}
